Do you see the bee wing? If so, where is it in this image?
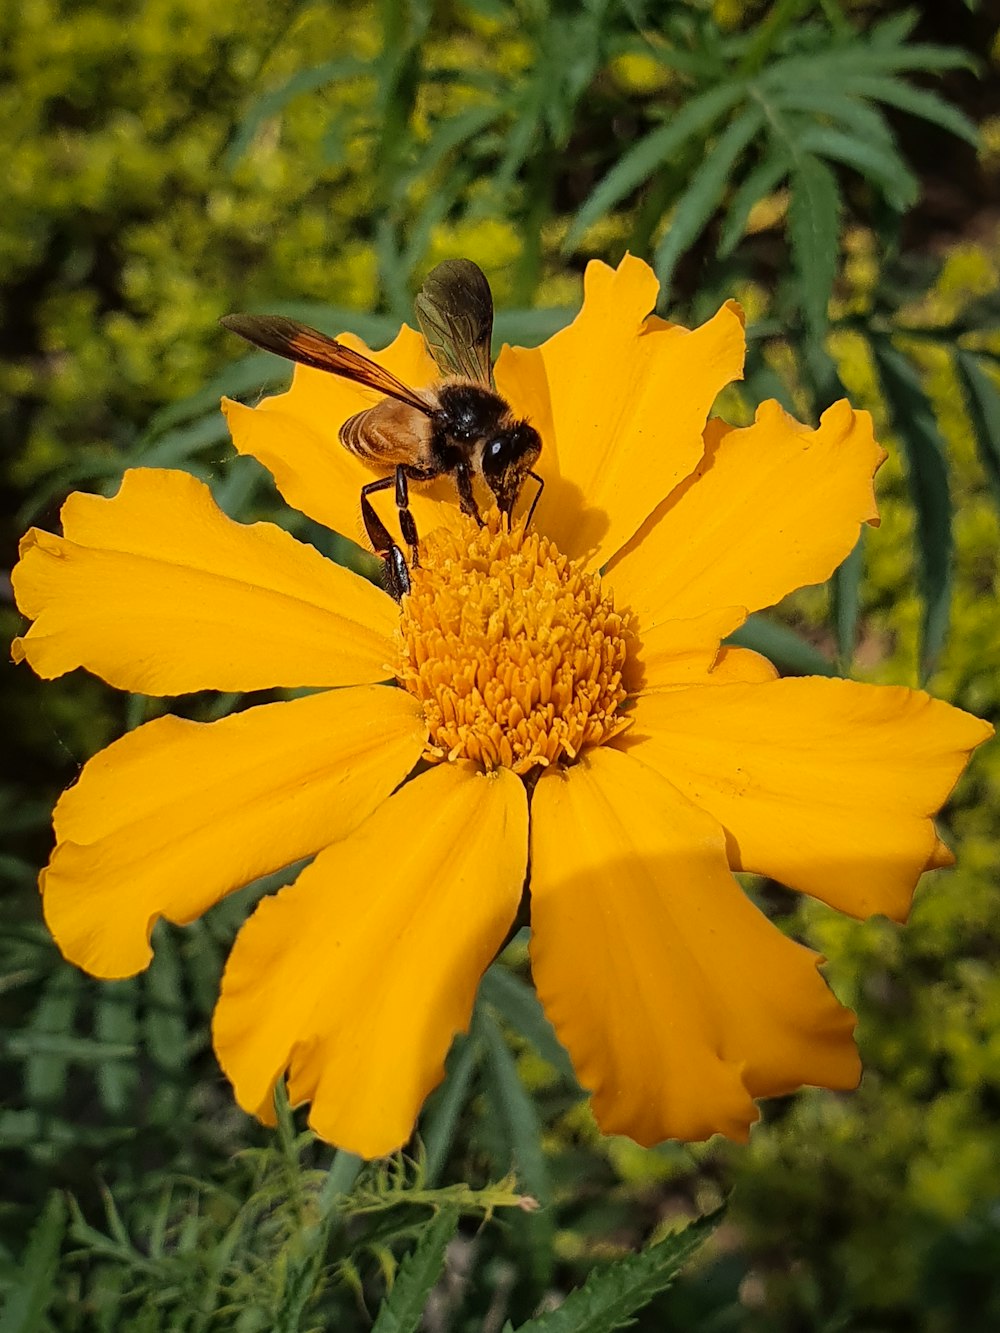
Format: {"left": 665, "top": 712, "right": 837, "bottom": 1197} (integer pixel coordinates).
{"left": 414, "top": 259, "right": 495, "bottom": 388}
{"left": 220, "top": 314, "right": 434, "bottom": 415}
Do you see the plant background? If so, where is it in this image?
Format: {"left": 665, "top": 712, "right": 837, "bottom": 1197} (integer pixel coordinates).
{"left": 2, "top": 0, "right": 999, "bottom": 1328}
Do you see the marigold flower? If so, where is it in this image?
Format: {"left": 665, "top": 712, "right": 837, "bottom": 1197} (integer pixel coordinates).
{"left": 12, "top": 256, "right": 992, "bottom": 1158}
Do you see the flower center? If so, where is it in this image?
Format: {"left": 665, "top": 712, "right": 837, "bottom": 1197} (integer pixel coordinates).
{"left": 395, "top": 512, "right": 633, "bottom": 775}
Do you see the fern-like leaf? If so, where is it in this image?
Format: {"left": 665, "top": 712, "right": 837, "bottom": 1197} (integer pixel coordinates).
{"left": 654, "top": 106, "right": 765, "bottom": 295}
{"left": 513, "top": 1208, "right": 723, "bottom": 1332}
{"left": 873, "top": 340, "right": 953, "bottom": 681}
{"left": 564, "top": 81, "right": 747, "bottom": 250}
{"left": 956, "top": 351, "right": 1000, "bottom": 511}
{"left": 787, "top": 153, "right": 841, "bottom": 338}
{"left": 370, "top": 1209, "right": 460, "bottom": 1333}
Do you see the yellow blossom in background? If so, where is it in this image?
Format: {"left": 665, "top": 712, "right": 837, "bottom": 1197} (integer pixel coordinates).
{"left": 11, "top": 257, "right": 992, "bottom": 1158}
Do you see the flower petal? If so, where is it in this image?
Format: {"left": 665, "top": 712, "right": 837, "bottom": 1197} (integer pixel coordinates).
{"left": 11, "top": 468, "right": 398, "bottom": 693}
{"left": 529, "top": 747, "right": 860, "bottom": 1146}
{"left": 621, "top": 606, "right": 747, "bottom": 693}
{"left": 495, "top": 255, "right": 745, "bottom": 567}
{"left": 926, "top": 837, "right": 955, "bottom": 870}
{"left": 213, "top": 762, "right": 527, "bottom": 1157}
{"left": 608, "top": 400, "right": 886, "bottom": 623}
{"left": 223, "top": 325, "right": 463, "bottom": 545}
{"left": 705, "top": 645, "right": 779, "bottom": 685}
{"left": 627, "top": 678, "right": 993, "bottom": 920}
{"left": 42, "top": 685, "right": 426, "bottom": 979}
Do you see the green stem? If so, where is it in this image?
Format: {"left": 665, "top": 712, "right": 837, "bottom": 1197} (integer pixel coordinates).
{"left": 514, "top": 150, "right": 555, "bottom": 306}
{"left": 318, "top": 1150, "right": 363, "bottom": 1216}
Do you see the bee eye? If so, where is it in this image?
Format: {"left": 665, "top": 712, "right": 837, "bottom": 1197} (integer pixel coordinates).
{"left": 484, "top": 436, "right": 515, "bottom": 470}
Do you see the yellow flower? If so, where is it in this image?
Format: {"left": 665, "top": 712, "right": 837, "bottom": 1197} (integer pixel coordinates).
{"left": 12, "top": 257, "right": 992, "bottom": 1158}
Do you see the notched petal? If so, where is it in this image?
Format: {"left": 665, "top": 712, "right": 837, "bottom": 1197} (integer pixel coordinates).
{"left": 213, "top": 763, "right": 528, "bottom": 1157}
{"left": 530, "top": 748, "right": 859, "bottom": 1148}
{"left": 497, "top": 256, "right": 746, "bottom": 569}
{"left": 11, "top": 467, "right": 398, "bottom": 693}
{"left": 618, "top": 605, "right": 747, "bottom": 693}
{"left": 609, "top": 399, "right": 886, "bottom": 625}
{"left": 41, "top": 686, "right": 426, "bottom": 979}
{"left": 629, "top": 678, "right": 993, "bottom": 921}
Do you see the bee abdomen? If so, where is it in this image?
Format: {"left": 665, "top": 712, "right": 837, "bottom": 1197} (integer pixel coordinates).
{"left": 338, "top": 399, "right": 437, "bottom": 471}
{"left": 340, "top": 408, "right": 380, "bottom": 460}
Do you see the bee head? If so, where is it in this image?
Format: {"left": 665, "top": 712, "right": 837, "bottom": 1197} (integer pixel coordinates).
{"left": 481, "top": 421, "right": 542, "bottom": 516}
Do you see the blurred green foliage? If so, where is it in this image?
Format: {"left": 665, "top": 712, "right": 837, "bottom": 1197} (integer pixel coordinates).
{"left": 3, "top": 0, "right": 1000, "bottom": 1328}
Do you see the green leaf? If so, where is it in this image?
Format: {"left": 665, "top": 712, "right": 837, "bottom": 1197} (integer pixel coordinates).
{"left": 213, "top": 454, "right": 266, "bottom": 520}
{"left": 815, "top": 0, "right": 855, "bottom": 37}
{"left": 654, "top": 106, "right": 765, "bottom": 294}
{"left": 767, "top": 86, "right": 897, "bottom": 149}
{"left": 24, "top": 970, "right": 81, "bottom": 1105}
{"left": 95, "top": 979, "right": 141, "bottom": 1115}
{"left": 872, "top": 341, "right": 953, "bottom": 681}
{"left": 795, "top": 124, "right": 918, "bottom": 210}
{"left": 224, "top": 58, "right": 366, "bottom": 168}
{"left": 956, "top": 352, "right": 1000, "bottom": 511}
{"left": 142, "top": 352, "right": 283, "bottom": 439}
{"left": 867, "top": 8, "right": 920, "bottom": 46}
{"left": 193, "top": 1213, "right": 247, "bottom": 1332}
{"left": 608, "top": 31, "right": 724, "bottom": 80}
{"left": 0, "top": 1109, "right": 128, "bottom": 1152}
{"left": 8, "top": 1031, "right": 136, "bottom": 1064}
{"left": 494, "top": 306, "right": 578, "bottom": 350}
{"left": 403, "top": 161, "right": 476, "bottom": 278}
{"left": 772, "top": 43, "right": 972, "bottom": 84}
{"left": 98, "top": 1184, "right": 133, "bottom": 1252}
{"left": 564, "top": 81, "right": 748, "bottom": 250}
{"left": 742, "top": 351, "right": 799, "bottom": 415}
{"left": 138, "top": 413, "right": 233, "bottom": 467}
{"left": 479, "top": 964, "right": 578, "bottom": 1086}
{"left": 0, "top": 1194, "right": 66, "bottom": 1333}
{"left": 406, "top": 103, "right": 501, "bottom": 184}
{"left": 371, "top": 1209, "right": 460, "bottom": 1333}
{"left": 147, "top": 1185, "right": 174, "bottom": 1261}
{"left": 145, "top": 928, "right": 188, "bottom": 1074}
{"left": 479, "top": 1010, "right": 551, "bottom": 1208}
{"left": 831, "top": 536, "right": 864, "bottom": 671}
{"left": 717, "top": 151, "right": 790, "bottom": 257}
{"left": 736, "top": 0, "right": 813, "bottom": 77}
{"left": 494, "top": 80, "right": 545, "bottom": 195}
{"left": 787, "top": 154, "right": 841, "bottom": 338}
{"left": 835, "top": 75, "right": 979, "bottom": 146}
{"left": 421, "top": 1032, "right": 481, "bottom": 1185}
{"left": 864, "top": 43, "right": 974, "bottom": 74}
{"left": 513, "top": 1208, "right": 723, "bottom": 1332}
{"left": 479, "top": 1007, "right": 554, "bottom": 1289}
{"left": 800, "top": 334, "right": 848, "bottom": 416}
{"left": 727, "top": 615, "right": 839, "bottom": 677}
{"left": 376, "top": 215, "right": 412, "bottom": 322}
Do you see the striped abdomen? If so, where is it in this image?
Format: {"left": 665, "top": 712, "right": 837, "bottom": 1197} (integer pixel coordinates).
{"left": 339, "top": 397, "right": 438, "bottom": 472}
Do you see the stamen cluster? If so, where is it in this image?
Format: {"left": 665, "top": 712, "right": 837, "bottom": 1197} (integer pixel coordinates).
{"left": 396, "top": 514, "right": 632, "bottom": 775}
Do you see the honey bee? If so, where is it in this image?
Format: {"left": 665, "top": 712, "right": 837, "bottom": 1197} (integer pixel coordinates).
{"left": 221, "top": 259, "right": 543, "bottom": 599}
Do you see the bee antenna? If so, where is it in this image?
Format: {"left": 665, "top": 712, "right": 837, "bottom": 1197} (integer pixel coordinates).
{"left": 525, "top": 472, "right": 544, "bottom": 528}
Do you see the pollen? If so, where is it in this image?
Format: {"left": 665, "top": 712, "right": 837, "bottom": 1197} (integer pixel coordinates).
{"left": 396, "top": 513, "right": 634, "bottom": 776}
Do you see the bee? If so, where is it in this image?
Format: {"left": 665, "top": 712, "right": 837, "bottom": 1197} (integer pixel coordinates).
{"left": 221, "top": 259, "right": 543, "bottom": 599}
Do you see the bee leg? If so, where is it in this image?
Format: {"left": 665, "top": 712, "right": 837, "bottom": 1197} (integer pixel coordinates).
{"left": 455, "top": 460, "right": 483, "bottom": 525}
{"left": 360, "top": 475, "right": 411, "bottom": 600}
{"left": 382, "top": 545, "right": 411, "bottom": 601}
{"left": 394, "top": 465, "right": 421, "bottom": 566}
